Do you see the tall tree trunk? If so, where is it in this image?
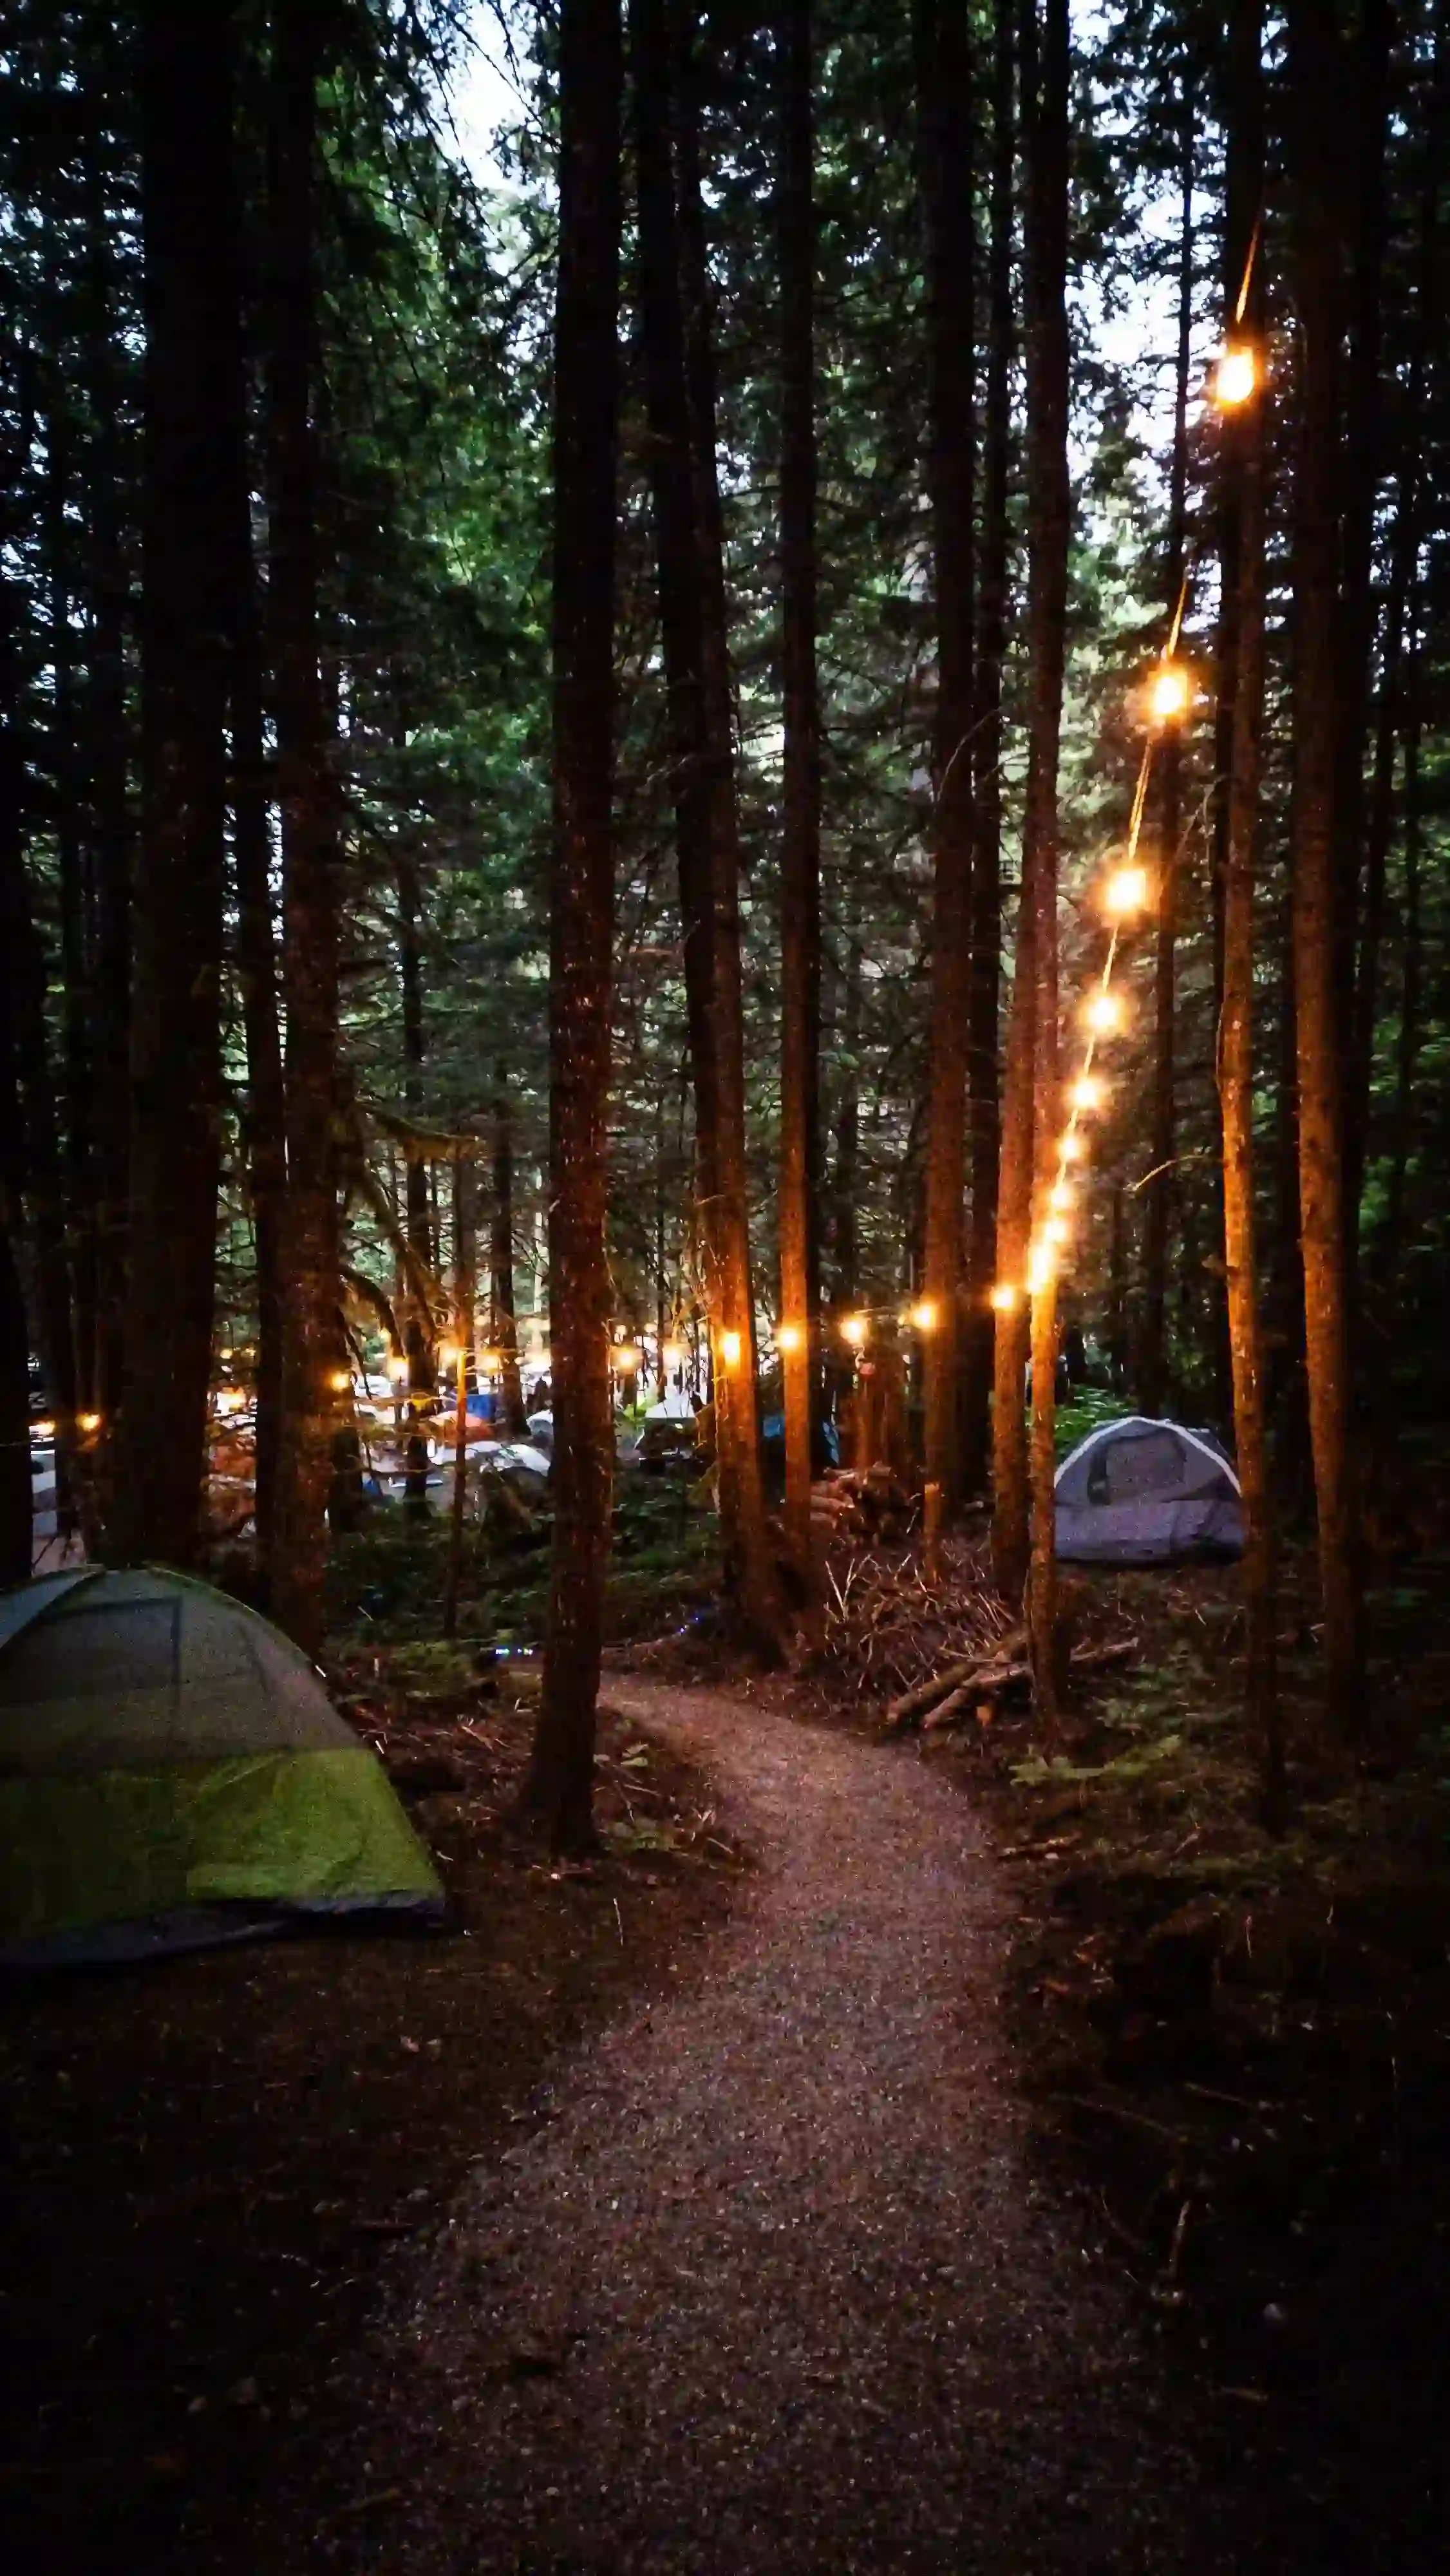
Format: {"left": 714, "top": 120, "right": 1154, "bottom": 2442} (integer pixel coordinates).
{"left": 395, "top": 841, "right": 435, "bottom": 1506}
{"left": 1205, "top": 0, "right": 1261, "bottom": 1427}
{"left": 491, "top": 1067, "right": 529, "bottom": 1434}
{"left": 82, "top": 136, "right": 133, "bottom": 1437}
{"left": 521, "top": 0, "right": 622, "bottom": 1853}
{"left": 1218, "top": 0, "right": 1283, "bottom": 1830}
{"left": 1376, "top": 619, "right": 1422, "bottom": 1293}
{"left": 267, "top": 1, "right": 344, "bottom": 1656}
{"left": 1335, "top": 0, "right": 1390, "bottom": 1260}
{"left": 777, "top": 0, "right": 821, "bottom": 1586}
{"left": 965, "top": 0, "right": 1014, "bottom": 1494}
{"left": 1, "top": 385, "right": 37, "bottom": 1578}
{"left": 634, "top": 0, "right": 782, "bottom": 1647}
{"left": 1139, "top": 82, "right": 1194, "bottom": 1418}
{"left": 917, "top": 0, "right": 976, "bottom": 1553}
{"left": 675, "top": 28, "right": 783, "bottom": 1647}
{"left": 1287, "top": 0, "right": 1362, "bottom": 1732}
{"left": 48, "top": 398, "right": 93, "bottom": 1454}
{"left": 442, "top": 1148, "right": 475, "bottom": 1638}
{"left": 1349, "top": 19, "right": 1442, "bottom": 1253}
{"left": 223, "top": 196, "right": 287, "bottom": 1578}
{"left": 1018, "top": 0, "right": 1070, "bottom": 1699}
{"left": 110, "top": 0, "right": 236, "bottom": 1568}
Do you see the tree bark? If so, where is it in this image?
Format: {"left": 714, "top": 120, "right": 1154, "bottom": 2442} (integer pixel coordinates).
{"left": 1287, "top": 0, "right": 1362, "bottom": 1732}
{"left": 965, "top": 0, "right": 1014, "bottom": 1493}
{"left": 1020, "top": 0, "right": 1069, "bottom": 1703}
{"left": 996, "top": 0, "right": 1069, "bottom": 1611}
{"left": 777, "top": 0, "right": 822, "bottom": 1587}
{"left": 491, "top": 1067, "right": 529, "bottom": 1434}
{"left": 442, "top": 1148, "right": 475, "bottom": 1638}
{"left": 224, "top": 218, "right": 287, "bottom": 1577}
{"left": 1348, "top": 17, "right": 1442, "bottom": 1256}
{"left": 267, "top": 0, "right": 344, "bottom": 1656}
{"left": 916, "top": 0, "right": 976, "bottom": 1540}
{"left": 395, "top": 839, "right": 435, "bottom": 1506}
{"left": 1139, "top": 82, "right": 1194, "bottom": 1419}
{"left": 634, "top": 0, "right": 782, "bottom": 1647}
{"left": 81, "top": 128, "right": 133, "bottom": 1437}
{"left": 521, "top": 0, "right": 622, "bottom": 1853}
{"left": 1217, "top": 0, "right": 1283, "bottom": 1830}
{"left": 110, "top": 0, "right": 236, "bottom": 1569}
{"left": 1334, "top": 0, "right": 1390, "bottom": 1257}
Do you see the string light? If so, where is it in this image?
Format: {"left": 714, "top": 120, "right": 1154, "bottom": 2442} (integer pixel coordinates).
{"left": 1071, "top": 1074, "right": 1105, "bottom": 1114}
{"left": 1059, "top": 1128, "right": 1085, "bottom": 1163}
{"left": 1044, "top": 1215, "right": 1071, "bottom": 1251}
{"left": 1026, "top": 1245, "right": 1055, "bottom": 1298}
{"left": 438, "top": 1343, "right": 460, "bottom": 1371}
{"left": 910, "top": 1299, "right": 939, "bottom": 1333}
{"left": 1085, "top": 989, "right": 1125, "bottom": 1037}
{"left": 1048, "top": 1181, "right": 1075, "bottom": 1216}
{"left": 1213, "top": 343, "right": 1257, "bottom": 407}
{"left": 1103, "top": 862, "right": 1151, "bottom": 918}
{"left": 840, "top": 1314, "right": 868, "bottom": 1348}
{"left": 1147, "top": 661, "right": 1191, "bottom": 726}
{"left": 720, "top": 1329, "right": 743, "bottom": 1368}
{"left": 989, "top": 1283, "right": 1019, "bottom": 1314}
{"left": 328, "top": 1369, "right": 351, "bottom": 1394}
{"left": 611, "top": 1343, "right": 642, "bottom": 1373}
{"left": 389, "top": 1354, "right": 408, "bottom": 1383}
{"left": 775, "top": 1321, "right": 804, "bottom": 1354}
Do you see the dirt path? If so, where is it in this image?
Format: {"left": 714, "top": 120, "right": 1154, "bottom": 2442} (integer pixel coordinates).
{"left": 303, "top": 1684, "right": 1252, "bottom": 2574}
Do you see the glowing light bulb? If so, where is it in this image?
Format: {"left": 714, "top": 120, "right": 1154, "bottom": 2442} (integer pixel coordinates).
{"left": 720, "top": 1329, "right": 743, "bottom": 1368}
{"left": 910, "top": 1299, "right": 939, "bottom": 1333}
{"left": 989, "top": 1283, "right": 1019, "bottom": 1314}
{"left": 1214, "top": 343, "right": 1257, "bottom": 407}
{"left": 1104, "top": 863, "right": 1151, "bottom": 918}
{"left": 1147, "top": 661, "right": 1191, "bottom": 726}
{"left": 328, "top": 1368, "right": 351, "bottom": 1394}
{"left": 1048, "top": 1181, "right": 1074, "bottom": 1215}
{"left": 840, "top": 1313, "right": 868, "bottom": 1348}
{"left": 776, "top": 1321, "right": 804, "bottom": 1354}
{"left": 1085, "top": 989, "right": 1125, "bottom": 1037}
{"left": 1044, "top": 1215, "right": 1070, "bottom": 1250}
{"left": 1071, "top": 1074, "right": 1105, "bottom": 1114}
{"left": 612, "top": 1342, "right": 642, "bottom": 1373}
{"left": 1026, "top": 1246, "right": 1056, "bottom": 1298}
{"left": 389, "top": 1354, "right": 408, "bottom": 1383}
{"left": 1059, "top": 1128, "right": 1085, "bottom": 1163}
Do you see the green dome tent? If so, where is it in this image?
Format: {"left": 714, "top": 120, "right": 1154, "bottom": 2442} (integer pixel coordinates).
{"left": 0, "top": 1567, "right": 444, "bottom": 1965}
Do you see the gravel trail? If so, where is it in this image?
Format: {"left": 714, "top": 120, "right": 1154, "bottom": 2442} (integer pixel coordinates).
{"left": 326, "top": 1684, "right": 1245, "bottom": 2575}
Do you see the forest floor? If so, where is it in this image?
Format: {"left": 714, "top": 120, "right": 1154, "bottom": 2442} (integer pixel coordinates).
{"left": 0, "top": 1658, "right": 747, "bottom": 2572}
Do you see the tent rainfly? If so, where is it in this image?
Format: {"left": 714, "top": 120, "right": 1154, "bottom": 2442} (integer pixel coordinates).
{"left": 0, "top": 1567, "right": 444, "bottom": 1966}
{"left": 1054, "top": 1416, "right": 1245, "bottom": 1566}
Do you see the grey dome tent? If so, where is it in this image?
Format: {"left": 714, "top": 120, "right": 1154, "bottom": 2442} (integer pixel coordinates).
{"left": 1055, "top": 1416, "right": 1243, "bottom": 1566}
{"left": 0, "top": 1567, "right": 444, "bottom": 1966}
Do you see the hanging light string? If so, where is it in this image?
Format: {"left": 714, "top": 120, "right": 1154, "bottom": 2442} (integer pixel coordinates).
{"left": 1021, "top": 549, "right": 1200, "bottom": 1307}
{"left": 755, "top": 312, "right": 1264, "bottom": 1365}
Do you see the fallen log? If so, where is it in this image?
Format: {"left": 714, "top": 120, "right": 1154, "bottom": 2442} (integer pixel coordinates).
{"left": 921, "top": 1661, "right": 1030, "bottom": 1729}
{"left": 883, "top": 1626, "right": 1027, "bottom": 1731}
